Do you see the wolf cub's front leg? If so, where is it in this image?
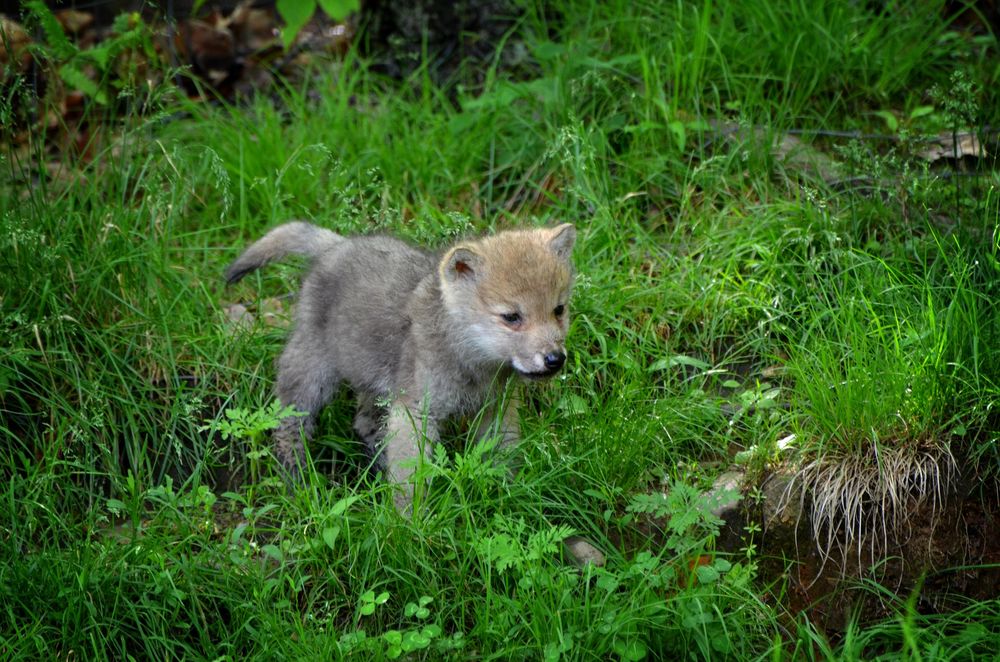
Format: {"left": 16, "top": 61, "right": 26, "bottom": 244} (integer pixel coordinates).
{"left": 497, "top": 394, "right": 522, "bottom": 452}
{"left": 475, "top": 393, "right": 523, "bottom": 476}
{"left": 382, "top": 400, "right": 439, "bottom": 513}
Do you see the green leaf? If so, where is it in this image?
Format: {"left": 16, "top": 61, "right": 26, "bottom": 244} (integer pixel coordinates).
{"left": 81, "top": 43, "right": 114, "bottom": 70}
{"left": 682, "top": 611, "right": 715, "bottom": 628}
{"left": 622, "top": 121, "right": 665, "bottom": 135}
{"left": 668, "top": 120, "right": 686, "bottom": 151}
{"left": 612, "top": 639, "right": 648, "bottom": 661}
{"left": 909, "top": 105, "right": 934, "bottom": 120}
{"left": 405, "top": 600, "right": 431, "bottom": 619}
{"left": 59, "top": 64, "right": 108, "bottom": 105}
{"left": 330, "top": 495, "right": 360, "bottom": 517}
{"left": 402, "top": 630, "right": 432, "bottom": 651}
{"left": 650, "top": 354, "right": 711, "bottom": 372}
{"left": 559, "top": 393, "right": 588, "bottom": 415}
{"left": 711, "top": 631, "right": 733, "bottom": 653}
{"left": 26, "top": 0, "right": 76, "bottom": 59}
{"left": 317, "top": 0, "right": 359, "bottom": 21}
{"left": 261, "top": 544, "right": 283, "bottom": 562}
{"left": 532, "top": 40, "right": 566, "bottom": 61}
{"left": 276, "top": 0, "right": 317, "bottom": 49}
{"left": 596, "top": 573, "right": 619, "bottom": 592}
{"left": 358, "top": 589, "right": 383, "bottom": 616}
{"left": 322, "top": 526, "right": 340, "bottom": 549}
{"left": 579, "top": 54, "right": 643, "bottom": 70}
{"left": 873, "top": 110, "right": 899, "bottom": 132}
{"left": 339, "top": 630, "right": 367, "bottom": 649}
{"left": 695, "top": 564, "right": 720, "bottom": 584}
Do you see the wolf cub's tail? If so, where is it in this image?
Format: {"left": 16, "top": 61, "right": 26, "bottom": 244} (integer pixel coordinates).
{"left": 225, "top": 222, "right": 344, "bottom": 284}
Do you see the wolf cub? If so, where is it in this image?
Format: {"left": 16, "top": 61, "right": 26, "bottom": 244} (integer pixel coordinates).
{"left": 226, "top": 221, "right": 576, "bottom": 511}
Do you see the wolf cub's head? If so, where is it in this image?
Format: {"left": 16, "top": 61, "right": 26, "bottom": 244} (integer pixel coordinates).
{"left": 439, "top": 224, "right": 576, "bottom": 379}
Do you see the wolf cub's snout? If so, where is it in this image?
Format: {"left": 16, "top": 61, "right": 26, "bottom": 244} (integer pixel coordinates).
{"left": 226, "top": 221, "right": 576, "bottom": 512}
{"left": 544, "top": 351, "right": 565, "bottom": 370}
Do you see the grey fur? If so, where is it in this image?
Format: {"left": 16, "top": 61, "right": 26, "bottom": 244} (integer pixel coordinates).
{"left": 226, "top": 221, "right": 575, "bottom": 512}
{"left": 225, "top": 222, "right": 344, "bottom": 285}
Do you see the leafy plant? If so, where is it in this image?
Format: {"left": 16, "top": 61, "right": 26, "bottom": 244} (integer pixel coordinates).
{"left": 23, "top": 1, "right": 156, "bottom": 105}
{"left": 627, "top": 479, "right": 731, "bottom": 555}
{"left": 200, "top": 401, "right": 304, "bottom": 487}
{"left": 342, "top": 590, "right": 450, "bottom": 658}
{"left": 474, "top": 515, "right": 575, "bottom": 578}
{"left": 275, "top": 0, "right": 359, "bottom": 48}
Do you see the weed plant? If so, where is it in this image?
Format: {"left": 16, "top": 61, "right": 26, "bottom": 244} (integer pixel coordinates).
{"left": 2, "top": 0, "right": 1000, "bottom": 659}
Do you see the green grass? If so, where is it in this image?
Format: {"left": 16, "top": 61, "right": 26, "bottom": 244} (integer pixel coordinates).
{"left": 3, "top": 0, "right": 1000, "bottom": 658}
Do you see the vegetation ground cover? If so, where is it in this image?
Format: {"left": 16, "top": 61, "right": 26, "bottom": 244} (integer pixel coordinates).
{"left": 2, "top": 0, "right": 999, "bottom": 659}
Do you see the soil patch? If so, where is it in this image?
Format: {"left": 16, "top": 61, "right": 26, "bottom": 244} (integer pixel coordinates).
{"left": 748, "top": 466, "right": 1000, "bottom": 634}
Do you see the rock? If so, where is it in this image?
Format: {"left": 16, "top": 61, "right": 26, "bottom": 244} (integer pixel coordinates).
{"left": 564, "top": 535, "right": 606, "bottom": 568}
{"left": 706, "top": 469, "right": 746, "bottom": 553}
{"left": 223, "top": 302, "right": 253, "bottom": 334}
{"left": 760, "top": 469, "right": 800, "bottom": 529}
{"left": 707, "top": 469, "right": 744, "bottom": 519}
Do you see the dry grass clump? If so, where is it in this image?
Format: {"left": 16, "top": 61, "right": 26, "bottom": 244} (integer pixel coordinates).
{"left": 784, "top": 440, "right": 957, "bottom": 576}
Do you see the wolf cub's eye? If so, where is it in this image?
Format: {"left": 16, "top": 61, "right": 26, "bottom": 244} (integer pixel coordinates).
{"left": 553, "top": 304, "right": 565, "bottom": 317}
{"left": 501, "top": 312, "right": 522, "bottom": 327}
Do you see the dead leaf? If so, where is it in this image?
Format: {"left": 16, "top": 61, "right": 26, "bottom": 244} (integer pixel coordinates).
{"left": 711, "top": 122, "right": 842, "bottom": 184}
{"left": 227, "top": 3, "right": 280, "bottom": 53}
{"left": 177, "top": 19, "right": 236, "bottom": 70}
{"left": 56, "top": 9, "right": 95, "bottom": 34}
{"left": 918, "top": 132, "right": 984, "bottom": 162}
{"left": 769, "top": 133, "right": 842, "bottom": 184}
{"left": 0, "top": 16, "right": 32, "bottom": 72}
{"left": 259, "top": 297, "right": 290, "bottom": 327}
{"left": 223, "top": 303, "right": 254, "bottom": 334}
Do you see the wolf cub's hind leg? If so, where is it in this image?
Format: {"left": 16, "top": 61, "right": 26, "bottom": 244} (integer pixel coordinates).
{"left": 273, "top": 331, "right": 340, "bottom": 478}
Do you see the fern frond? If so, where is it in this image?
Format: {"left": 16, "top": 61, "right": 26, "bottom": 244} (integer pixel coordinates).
{"left": 24, "top": 0, "right": 76, "bottom": 60}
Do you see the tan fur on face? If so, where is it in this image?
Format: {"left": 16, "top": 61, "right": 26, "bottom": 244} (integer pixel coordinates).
{"left": 471, "top": 229, "right": 573, "bottom": 304}
{"left": 439, "top": 225, "right": 575, "bottom": 374}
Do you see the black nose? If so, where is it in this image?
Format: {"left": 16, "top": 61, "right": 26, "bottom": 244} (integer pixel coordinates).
{"left": 544, "top": 351, "right": 565, "bottom": 370}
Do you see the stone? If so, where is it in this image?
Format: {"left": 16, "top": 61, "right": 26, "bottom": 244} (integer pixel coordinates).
{"left": 760, "top": 469, "right": 801, "bottom": 529}
{"left": 564, "top": 535, "right": 606, "bottom": 568}
{"left": 707, "top": 469, "right": 744, "bottom": 519}
{"left": 223, "top": 302, "right": 253, "bottom": 334}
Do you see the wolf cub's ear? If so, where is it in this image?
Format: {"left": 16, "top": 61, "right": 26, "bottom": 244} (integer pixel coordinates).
{"left": 547, "top": 223, "right": 576, "bottom": 262}
{"left": 441, "top": 246, "right": 483, "bottom": 283}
